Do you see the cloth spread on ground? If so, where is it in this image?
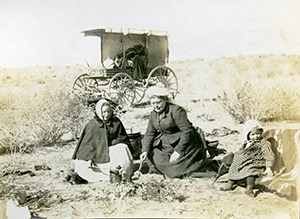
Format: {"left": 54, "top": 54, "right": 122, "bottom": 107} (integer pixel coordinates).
{"left": 258, "top": 129, "right": 299, "bottom": 200}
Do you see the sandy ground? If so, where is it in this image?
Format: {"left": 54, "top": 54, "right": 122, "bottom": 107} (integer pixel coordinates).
{"left": 0, "top": 57, "right": 300, "bottom": 218}
{"left": 0, "top": 105, "right": 299, "bottom": 219}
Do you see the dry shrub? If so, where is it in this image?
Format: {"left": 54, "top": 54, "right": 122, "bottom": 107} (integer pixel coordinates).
{"left": 221, "top": 80, "right": 300, "bottom": 123}
{"left": 0, "top": 91, "right": 21, "bottom": 153}
{"left": 0, "top": 87, "right": 93, "bottom": 153}
{"left": 19, "top": 90, "right": 92, "bottom": 146}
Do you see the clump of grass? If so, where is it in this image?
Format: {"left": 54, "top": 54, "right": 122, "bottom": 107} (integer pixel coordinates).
{"left": 97, "top": 179, "right": 188, "bottom": 203}
{"left": 220, "top": 80, "right": 300, "bottom": 123}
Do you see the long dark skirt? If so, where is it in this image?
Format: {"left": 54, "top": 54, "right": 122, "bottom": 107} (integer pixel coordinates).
{"left": 148, "top": 133, "right": 206, "bottom": 178}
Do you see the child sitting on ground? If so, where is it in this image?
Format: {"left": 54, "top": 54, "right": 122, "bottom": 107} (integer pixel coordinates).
{"left": 221, "top": 120, "right": 274, "bottom": 196}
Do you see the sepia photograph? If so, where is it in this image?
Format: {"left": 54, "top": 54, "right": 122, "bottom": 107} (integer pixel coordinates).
{"left": 0, "top": 0, "right": 299, "bottom": 218}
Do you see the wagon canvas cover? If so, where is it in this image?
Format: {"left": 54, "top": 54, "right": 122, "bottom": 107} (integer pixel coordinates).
{"left": 82, "top": 28, "right": 169, "bottom": 68}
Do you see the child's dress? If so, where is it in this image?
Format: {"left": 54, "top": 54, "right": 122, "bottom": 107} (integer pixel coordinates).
{"left": 229, "top": 138, "right": 274, "bottom": 181}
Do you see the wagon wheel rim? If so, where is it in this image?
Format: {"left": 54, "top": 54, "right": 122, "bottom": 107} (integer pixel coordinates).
{"left": 72, "top": 74, "right": 89, "bottom": 96}
{"left": 133, "top": 81, "right": 146, "bottom": 103}
{"left": 108, "top": 73, "right": 136, "bottom": 107}
{"left": 73, "top": 74, "right": 107, "bottom": 99}
{"left": 146, "top": 66, "right": 178, "bottom": 97}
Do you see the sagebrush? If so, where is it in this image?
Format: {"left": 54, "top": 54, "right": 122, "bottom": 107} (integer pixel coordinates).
{"left": 0, "top": 86, "right": 93, "bottom": 153}
{"left": 220, "top": 80, "right": 300, "bottom": 123}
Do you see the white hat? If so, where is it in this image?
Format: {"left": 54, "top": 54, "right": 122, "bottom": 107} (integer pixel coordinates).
{"left": 242, "top": 119, "right": 263, "bottom": 140}
{"left": 95, "top": 99, "right": 111, "bottom": 121}
{"left": 146, "top": 83, "right": 170, "bottom": 99}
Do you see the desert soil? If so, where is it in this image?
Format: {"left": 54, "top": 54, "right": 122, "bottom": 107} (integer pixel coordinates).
{"left": 0, "top": 104, "right": 299, "bottom": 219}
{"left": 0, "top": 60, "right": 299, "bottom": 218}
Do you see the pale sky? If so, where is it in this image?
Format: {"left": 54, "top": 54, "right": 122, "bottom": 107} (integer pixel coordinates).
{"left": 1, "top": 0, "right": 300, "bottom": 68}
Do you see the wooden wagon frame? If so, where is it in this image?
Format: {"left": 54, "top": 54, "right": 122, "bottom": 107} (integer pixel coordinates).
{"left": 73, "top": 28, "right": 178, "bottom": 107}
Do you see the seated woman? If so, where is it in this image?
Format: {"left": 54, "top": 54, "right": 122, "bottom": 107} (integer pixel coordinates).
{"left": 221, "top": 120, "right": 274, "bottom": 196}
{"left": 71, "top": 99, "right": 134, "bottom": 183}
{"left": 140, "top": 84, "right": 207, "bottom": 178}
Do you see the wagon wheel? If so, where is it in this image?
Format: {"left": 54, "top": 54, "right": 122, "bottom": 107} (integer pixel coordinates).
{"left": 146, "top": 66, "right": 178, "bottom": 97}
{"left": 108, "top": 73, "right": 136, "bottom": 107}
{"left": 72, "top": 74, "right": 107, "bottom": 99}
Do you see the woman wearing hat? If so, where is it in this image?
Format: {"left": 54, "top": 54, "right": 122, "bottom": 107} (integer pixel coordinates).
{"left": 221, "top": 120, "right": 274, "bottom": 196}
{"left": 140, "top": 84, "right": 207, "bottom": 178}
{"left": 71, "top": 99, "right": 134, "bottom": 183}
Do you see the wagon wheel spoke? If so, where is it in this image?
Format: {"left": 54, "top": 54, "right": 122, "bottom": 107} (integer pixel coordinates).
{"left": 134, "top": 81, "right": 145, "bottom": 103}
{"left": 73, "top": 73, "right": 110, "bottom": 105}
{"left": 156, "top": 68, "right": 167, "bottom": 83}
{"left": 85, "top": 78, "right": 97, "bottom": 91}
{"left": 146, "top": 66, "right": 178, "bottom": 98}
{"left": 110, "top": 78, "right": 119, "bottom": 88}
{"left": 74, "top": 77, "right": 85, "bottom": 89}
{"left": 85, "top": 78, "right": 106, "bottom": 98}
{"left": 73, "top": 74, "right": 90, "bottom": 96}
{"left": 134, "top": 85, "right": 145, "bottom": 103}
{"left": 150, "top": 68, "right": 168, "bottom": 84}
{"left": 108, "top": 73, "right": 136, "bottom": 107}
{"left": 148, "top": 68, "right": 164, "bottom": 85}
{"left": 122, "top": 88, "right": 135, "bottom": 103}
{"left": 116, "top": 83, "right": 135, "bottom": 105}
{"left": 163, "top": 68, "right": 177, "bottom": 91}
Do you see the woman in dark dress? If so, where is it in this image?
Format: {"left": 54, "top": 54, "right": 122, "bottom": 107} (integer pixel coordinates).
{"left": 72, "top": 99, "right": 134, "bottom": 183}
{"left": 140, "top": 84, "right": 207, "bottom": 178}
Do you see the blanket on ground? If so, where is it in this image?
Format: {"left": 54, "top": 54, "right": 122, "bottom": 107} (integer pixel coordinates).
{"left": 258, "top": 129, "right": 299, "bottom": 200}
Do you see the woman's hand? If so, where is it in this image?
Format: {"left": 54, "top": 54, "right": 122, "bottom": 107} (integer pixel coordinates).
{"left": 170, "top": 151, "right": 180, "bottom": 162}
{"left": 140, "top": 152, "right": 148, "bottom": 161}
{"left": 264, "top": 167, "right": 273, "bottom": 177}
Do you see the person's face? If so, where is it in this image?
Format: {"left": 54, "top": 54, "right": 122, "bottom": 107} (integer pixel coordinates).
{"left": 150, "top": 96, "right": 167, "bottom": 113}
{"left": 249, "top": 130, "right": 262, "bottom": 140}
{"left": 101, "top": 104, "right": 113, "bottom": 121}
